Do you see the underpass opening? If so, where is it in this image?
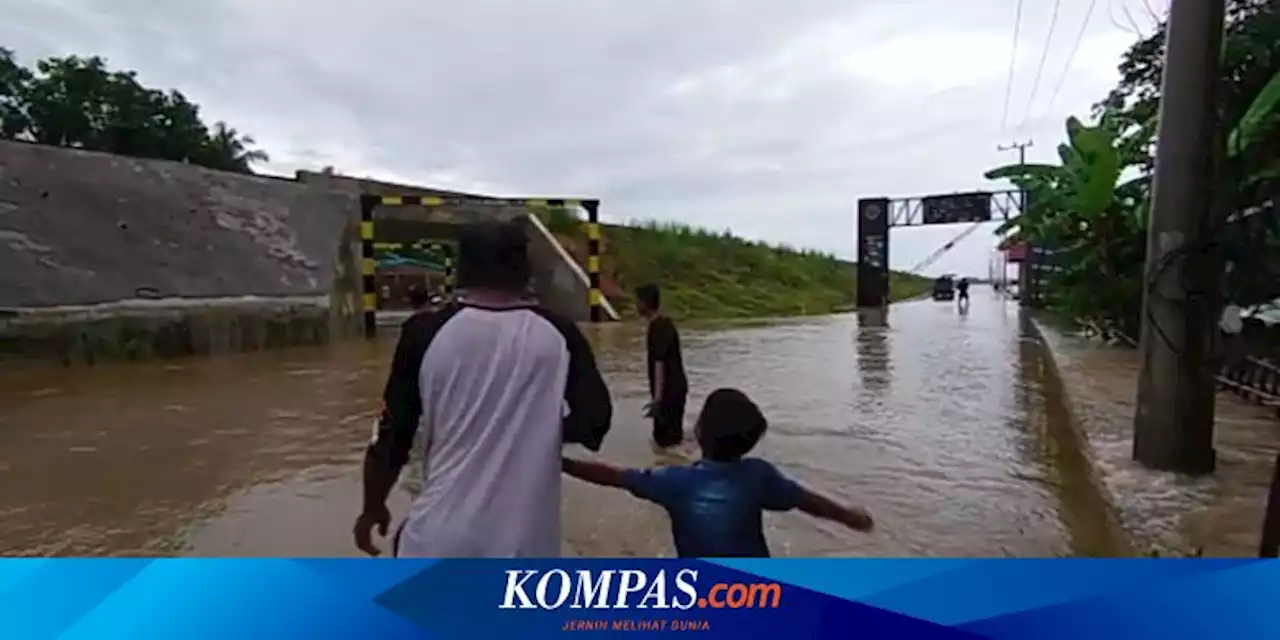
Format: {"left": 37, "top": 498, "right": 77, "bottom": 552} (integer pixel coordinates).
{"left": 856, "top": 190, "right": 1025, "bottom": 307}
{"left": 372, "top": 231, "right": 456, "bottom": 311}
{"left": 358, "top": 194, "right": 607, "bottom": 338}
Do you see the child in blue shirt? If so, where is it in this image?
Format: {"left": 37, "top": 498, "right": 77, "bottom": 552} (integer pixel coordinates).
{"left": 562, "top": 388, "right": 874, "bottom": 557}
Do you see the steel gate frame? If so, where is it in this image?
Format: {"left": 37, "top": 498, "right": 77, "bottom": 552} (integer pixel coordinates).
{"left": 358, "top": 194, "right": 603, "bottom": 338}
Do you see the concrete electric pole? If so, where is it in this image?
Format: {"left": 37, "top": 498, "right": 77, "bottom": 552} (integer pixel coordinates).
{"left": 998, "top": 141, "right": 1034, "bottom": 306}
{"left": 997, "top": 140, "right": 1033, "bottom": 165}
{"left": 1132, "top": 0, "right": 1226, "bottom": 475}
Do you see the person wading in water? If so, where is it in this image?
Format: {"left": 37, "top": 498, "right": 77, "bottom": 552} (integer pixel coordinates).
{"left": 405, "top": 285, "right": 434, "bottom": 314}
{"left": 354, "top": 220, "right": 613, "bottom": 557}
{"left": 636, "top": 284, "right": 688, "bottom": 451}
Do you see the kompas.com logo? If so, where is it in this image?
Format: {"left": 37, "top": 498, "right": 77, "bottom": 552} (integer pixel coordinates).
{"left": 498, "top": 568, "right": 783, "bottom": 611}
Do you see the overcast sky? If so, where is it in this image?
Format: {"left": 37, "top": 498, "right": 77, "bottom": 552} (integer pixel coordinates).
{"left": 3, "top": 0, "right": 1162, "bottom": 277}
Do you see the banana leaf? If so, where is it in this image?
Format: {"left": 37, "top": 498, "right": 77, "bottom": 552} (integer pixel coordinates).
{"left": 1117, "top": 116, "right": 1158, "bottom": 161}
{"left": 1065, "top": 116, "right": 1085, "bottom": 138}
{"left": 1071, "top": 126, "right": 1122, "bottom": 217}
{"left": 1228, "top": 68, "right": 1280, "bottom": 155}
{"left": 1243, "top": 158, "right": 1280, "bottom": 188}
{"left": 1057, "top": 143, "right": 1078, "bottom": 167}
{"left": 995, "top": 218, "right": 1020, "bottom": 236}
{"left": 983, "top": 164, "right": 1061, "bottom": 181}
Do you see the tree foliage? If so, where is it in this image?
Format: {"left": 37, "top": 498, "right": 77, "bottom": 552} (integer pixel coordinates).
{"left": 988, "top": 116, "right": 1152, "bottom": 336}
{"left": 0, "top": 48, "right": 268, "bottom": 173}
{"left": 992, "top": 0, "right": 1280, "bottom": 334}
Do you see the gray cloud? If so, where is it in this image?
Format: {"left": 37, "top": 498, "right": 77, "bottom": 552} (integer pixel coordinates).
{"left": 2, "top": 0, "right": 1146, "bottom": 275}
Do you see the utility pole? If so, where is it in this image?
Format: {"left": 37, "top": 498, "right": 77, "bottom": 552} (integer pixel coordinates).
{"left": 998, "top": 141, "right": 1034, "bottom": 306}
{"left": 1132, "top": 0, "right": 1225, "bottom": 475}
{"left": 997, "top": 140, "right": 1033, "bottom": 165}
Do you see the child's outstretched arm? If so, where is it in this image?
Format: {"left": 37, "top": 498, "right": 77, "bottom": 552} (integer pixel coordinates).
{"left": 562, "top": 457, "right": 628, "bottom": 488}
{"left": 796, "top": 489, "right": 874, "bottom": 532}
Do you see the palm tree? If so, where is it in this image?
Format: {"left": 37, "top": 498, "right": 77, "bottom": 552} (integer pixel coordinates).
{"left": 208, "top": 121, "right": 269, "bottom": 172}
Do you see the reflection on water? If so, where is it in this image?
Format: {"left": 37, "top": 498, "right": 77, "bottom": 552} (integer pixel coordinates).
{"left": 1012, "top": 315, "right": 1130, "bottom": 557}
{"left": 0, "top": 292, "right": 1122, "bottom": 557}
{"left": 855, "top": 309, "right": 892, "bottom": 397}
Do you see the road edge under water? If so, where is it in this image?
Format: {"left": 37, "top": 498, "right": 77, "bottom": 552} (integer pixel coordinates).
{"left": 1025, "top": 315, "right": 1137, "bottom": 557}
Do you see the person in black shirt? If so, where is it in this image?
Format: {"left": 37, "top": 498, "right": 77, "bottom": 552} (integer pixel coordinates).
{"left": 956, "top": 277, "right": 971, "bottom": 308}
{"left": 636, "top": 284, "right": 688, "bottom": 449}
{"left": 406, "top": 285, "right": 433, "bottom": 312}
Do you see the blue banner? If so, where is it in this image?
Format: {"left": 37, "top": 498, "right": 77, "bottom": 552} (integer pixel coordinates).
{"left": 2, "top": 559, "right": 1276, "bottom": 639}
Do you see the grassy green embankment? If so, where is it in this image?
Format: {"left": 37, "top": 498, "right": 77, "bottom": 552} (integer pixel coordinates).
{"left": 540, "top": 209, "right": 932, "bottom": 320}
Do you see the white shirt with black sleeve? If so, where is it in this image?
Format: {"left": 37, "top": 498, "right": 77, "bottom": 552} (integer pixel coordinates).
{"left": 369, "top": 299, "right": 613, "bottom": 557}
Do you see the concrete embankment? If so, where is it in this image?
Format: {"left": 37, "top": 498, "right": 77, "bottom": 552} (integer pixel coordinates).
{"left": 0, "top": 142, "right": 597, "bottom": 364}
{"left": 1032, "top": 315, "right": 1279, "bottom": 556}
{"left": 0, "top": 141, "right": 364, "bottom": 363}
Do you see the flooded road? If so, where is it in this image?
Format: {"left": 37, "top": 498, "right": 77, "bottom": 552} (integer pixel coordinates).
{"left": 0, "top": 291, "right": 1124, "bottom": 557}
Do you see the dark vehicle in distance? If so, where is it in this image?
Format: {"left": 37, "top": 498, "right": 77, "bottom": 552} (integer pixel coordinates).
{"left": 932, "top": 276, "right": 955, "bottom": 301}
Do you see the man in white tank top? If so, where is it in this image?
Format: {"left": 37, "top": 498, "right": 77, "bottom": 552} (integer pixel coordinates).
{"left": 353, "top": 220, "right": 613, "bottom": 557}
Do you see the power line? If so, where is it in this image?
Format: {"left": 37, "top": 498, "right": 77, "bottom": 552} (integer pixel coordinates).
{"left": 1000, "top": 0, "right": 1027, "bottom": 130}
{"left": 1044, "top": 0, "right": 1101, "bottom": 114}
{"left": 1021, "top": 0, "right": 1064, "bottom": 127}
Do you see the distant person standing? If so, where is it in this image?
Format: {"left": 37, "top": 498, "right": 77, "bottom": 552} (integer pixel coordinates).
{"left": 957, "top": 277, "right": 971, "bottom": 306}
{"left": 636, "top": 284, "right": 688, "bottom": 450}
{"left": 404, "top": 285, "right": 444, "bottom": 324}
{"left": 406, "top": 285, "right": 433, "bottom": 313}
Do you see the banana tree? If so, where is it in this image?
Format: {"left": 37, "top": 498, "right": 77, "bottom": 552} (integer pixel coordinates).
{"left": 988, "top": 116, "right": 1149, "bottom": 239}
{"left": 984, "top": 115, "right": 1150, "bottom": 328}
{"left": 1222, "top": 67, "right": 1280, "bottom": 309}
{"left": 988, "top": 1, "right": 1280, "bottom": 331}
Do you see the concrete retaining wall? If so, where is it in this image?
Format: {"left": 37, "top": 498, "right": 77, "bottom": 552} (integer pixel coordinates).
{"left": 0, "top": 297, "right": 335, "bottom": 364}
{"left": 0, "top": 143, "right": 596, "bottom": 364}
{"left": 1, "top": 142, "right": 358, "bottom": 307}
{"left": 0, "top": 141, "right": 364, "bottom": 362}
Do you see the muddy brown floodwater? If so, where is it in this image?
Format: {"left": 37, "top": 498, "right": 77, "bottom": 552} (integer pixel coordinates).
{"left": 0, "top": 291, "right": 1125, "bottom": 557}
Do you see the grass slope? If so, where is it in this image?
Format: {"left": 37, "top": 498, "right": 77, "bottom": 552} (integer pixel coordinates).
{"left": 541, "top": 209, "right": 932, "bottom": 320}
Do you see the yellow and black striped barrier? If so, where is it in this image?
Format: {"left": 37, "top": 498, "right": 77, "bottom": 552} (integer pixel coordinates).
{"left": 582, "top": 200, "right": 603, "bottom": 324}
{"left": 357, "top": 194, "right": 602, "bottom": 338}
{"left": 359, "top": 195, "right": 378, "bottom": 339}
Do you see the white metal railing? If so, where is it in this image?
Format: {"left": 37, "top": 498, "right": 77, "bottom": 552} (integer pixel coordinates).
{"left": 524, "top": 211, "right": 621, "bottom": 321}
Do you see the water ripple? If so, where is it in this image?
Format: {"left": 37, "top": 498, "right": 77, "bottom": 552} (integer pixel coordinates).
{"left": 0, "top": 292, "right": 1121, "bottom": 557}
